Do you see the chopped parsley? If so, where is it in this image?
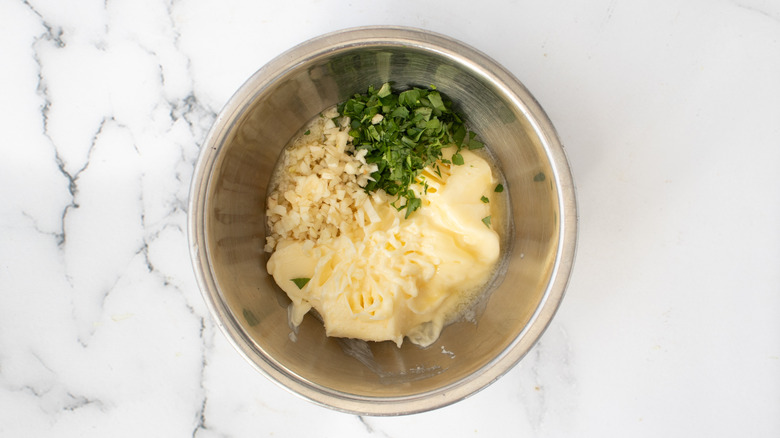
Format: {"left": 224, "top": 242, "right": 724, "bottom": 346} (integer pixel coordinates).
{"left": 494, "top": 183, "right": 504, "bottom": 193}
{"left": 482, "top": 216, "right": 492, "bottom": 228}
{"left": 451, "top": 153, "right": 464, "bottom": 166}
{"left": 480, "top": 196, "right": 490, "bottom": 203}
{"left": 242, "top": 308, "right": 259, "bottom": 327}
{"left": 337, "top": 83, "right": 483, "bottom": 218}
{"left": 291, "top": 278, "right": 310, "bottom": 289}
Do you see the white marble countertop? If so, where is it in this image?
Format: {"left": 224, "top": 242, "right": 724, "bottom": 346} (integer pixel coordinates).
{"left": 2, "top": 0, "right": 779, "bottom": 436}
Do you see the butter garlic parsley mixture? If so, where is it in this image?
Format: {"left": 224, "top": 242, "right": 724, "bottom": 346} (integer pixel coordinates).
{"left": 265, "top": 84, "right": 502, "bottom": 347}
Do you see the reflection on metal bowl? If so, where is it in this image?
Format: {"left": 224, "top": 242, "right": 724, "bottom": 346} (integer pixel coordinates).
{"left": 188, "top": 26, "right": 577, "bottom": 415}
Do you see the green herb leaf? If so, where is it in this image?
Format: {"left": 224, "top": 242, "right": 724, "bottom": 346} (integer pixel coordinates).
{"left": 242, "top": 308, "right": 259, "bottom": 327}
{"left": 405, "top": 195, "right": 422, "bottom": 219}
{"left": 399, "top": 89, "right": 421, "bottom": 106}
{"left": 377, "top": 82, "right": 392, "bottom": 98}
{"left": 467, "top": 138, "right": 484, "bottom": 150}
{"left": 482, "top": 216, "right": 492, "bottom": 228}
{"left": 494, "top": 183, "right": 504, "bottom": 193}
{"left": 304, "top": 129, "right": 311, "bottom": 135}
{"left": 427, "top": 91, "right": 445, "bottom": 112}
{"left": 481, "top": 196, "right": 490, "bottom": 203}
{"left": 390, "top": 106, "right": 409, "bottom": 118}
{"left": 291, "top": 278, "right": 310, "bottom": 289}
{"left": 534, "top": 172, "right": 546, "bottom": 182}
{"left": 336, "top": 83, "right": 480, "bottom": 217}
{"left": 453, "top": 124, "right": 467, "bottom": 146}
{"left": 451, "top": 153, "right": 464, "bottom": 166}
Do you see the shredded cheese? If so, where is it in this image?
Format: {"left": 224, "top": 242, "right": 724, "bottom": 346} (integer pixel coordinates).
{"left": 265, "top": 107, "right": 501, "bottom": 347}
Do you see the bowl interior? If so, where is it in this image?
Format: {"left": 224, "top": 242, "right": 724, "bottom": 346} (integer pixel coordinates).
{"left": 193, "top": 30, "right": 571, "bottom": 414}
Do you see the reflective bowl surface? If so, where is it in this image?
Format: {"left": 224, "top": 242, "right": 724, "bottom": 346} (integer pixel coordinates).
{"left": 189, "top": 26, "right": 577, "bottom": 415}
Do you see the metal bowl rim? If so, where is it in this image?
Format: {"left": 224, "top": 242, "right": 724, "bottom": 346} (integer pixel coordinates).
{"left": 187, "top": 25, "right": 578, "bottom": 416}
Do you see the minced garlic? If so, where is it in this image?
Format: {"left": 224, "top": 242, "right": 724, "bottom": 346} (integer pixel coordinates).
{"left": 265, "top": 107, "right": 500, "bottom": 347}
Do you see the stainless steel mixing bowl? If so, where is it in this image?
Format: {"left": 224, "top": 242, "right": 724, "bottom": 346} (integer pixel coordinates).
{"left": 188, "top": 26, "right": 577, "bottom": 415}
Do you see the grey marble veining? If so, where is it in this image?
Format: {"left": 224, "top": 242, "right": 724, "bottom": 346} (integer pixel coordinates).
{"left": 1, "top": 0, "right": 779, "bottom": 436}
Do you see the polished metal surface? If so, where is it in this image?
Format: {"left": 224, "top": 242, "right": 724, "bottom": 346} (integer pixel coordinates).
{"left": 188, "top": 26, "right": 577, "bottom": 415}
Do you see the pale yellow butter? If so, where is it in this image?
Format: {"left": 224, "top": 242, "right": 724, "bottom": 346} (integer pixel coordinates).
{"left": 266, "top": 145, "right": 500, "bottom": 347}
